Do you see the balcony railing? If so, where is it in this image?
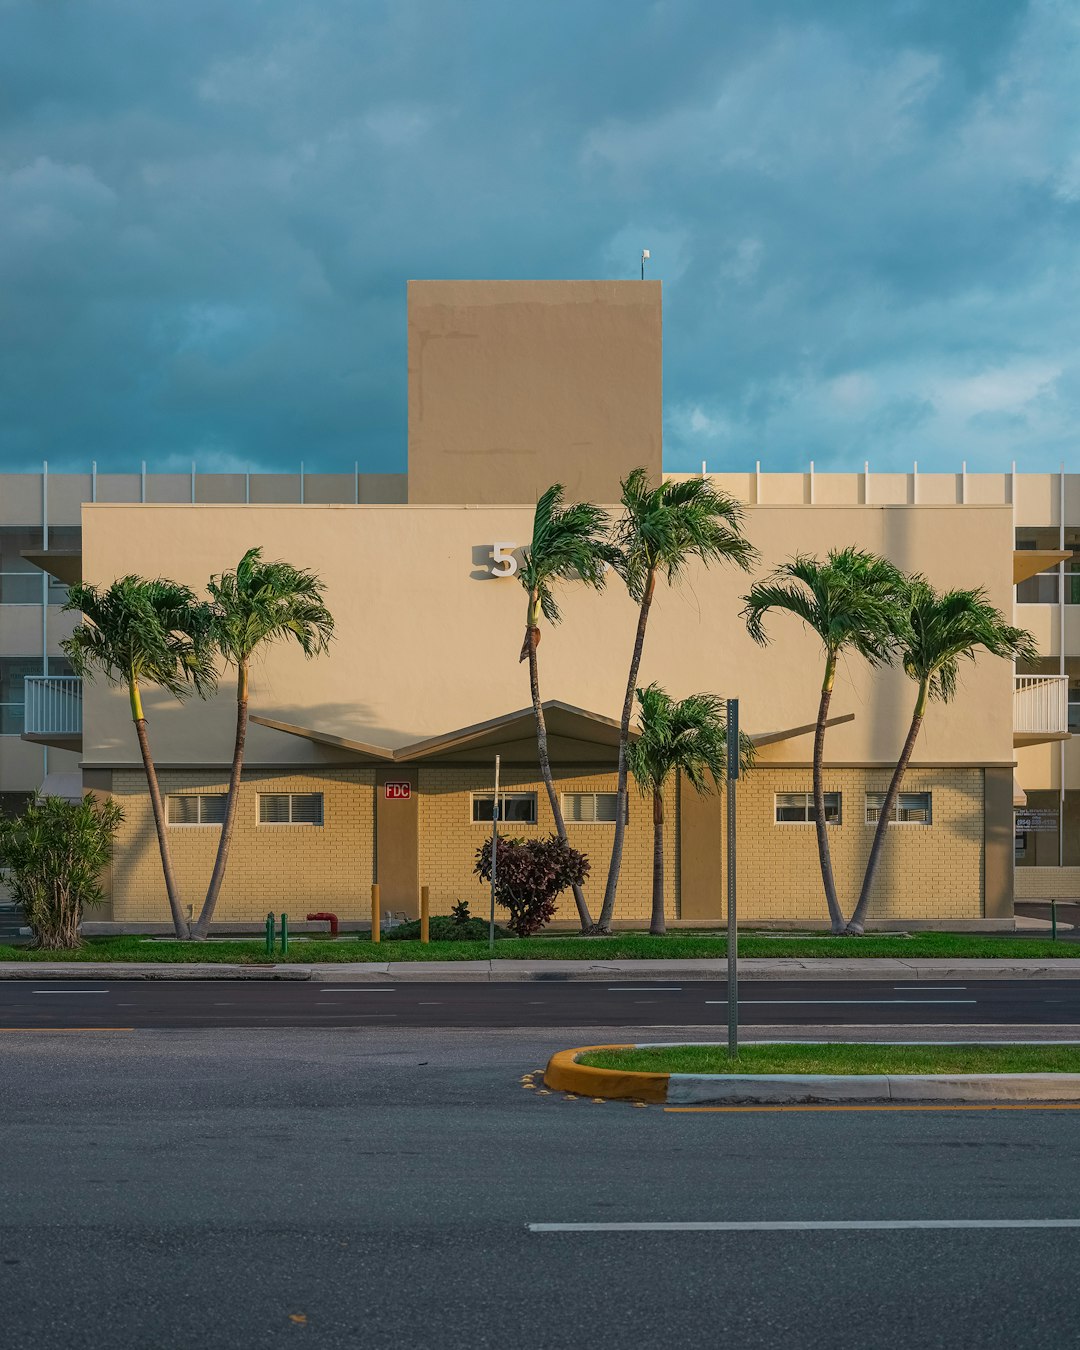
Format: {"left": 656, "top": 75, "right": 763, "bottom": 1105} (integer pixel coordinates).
{"left": 1014, "top": 675, "right": 1068, "bottom": 736}
{"left": 23, "top": 676, "right": 82, "bottom": 738}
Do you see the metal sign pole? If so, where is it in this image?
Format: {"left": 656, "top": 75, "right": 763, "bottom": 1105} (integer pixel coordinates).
{"left": 489, "top": 754, "right": 501, "bottom": 954}
{"left": 726, "top": 699, "right": 739, "bottom": 1061}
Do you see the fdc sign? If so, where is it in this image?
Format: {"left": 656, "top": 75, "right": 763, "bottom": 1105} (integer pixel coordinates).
{"left": 384, "top": 782, "right": 412, "bottom": 801}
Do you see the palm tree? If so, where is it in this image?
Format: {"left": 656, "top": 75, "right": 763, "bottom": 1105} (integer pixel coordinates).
{"left": 845, "top": 578, "right": 1036, "bottom": 934}
{"left": 627, "top": 684, "right": 754, "bottom": 935}
{"left": 518, "top": 484, "right": 616, "bottom": 930}
{"left": 62, "top": 577, "right": 217, "bottom": 939}
{"left": 594, "top": 469, "right": 757, "bottom": 932}
{"left": 742, "top": 548, "right": 904, "bottom": 934}
{"left": 190, "top": 548, "right": 334, "bottom": 940}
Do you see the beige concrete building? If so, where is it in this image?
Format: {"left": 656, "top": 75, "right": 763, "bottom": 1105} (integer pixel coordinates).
{"left": 5, "top": 280, "right": 1074, "bottom": 929}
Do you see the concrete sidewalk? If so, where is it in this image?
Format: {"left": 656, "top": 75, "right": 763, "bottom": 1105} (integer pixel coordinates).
{"left": 5, "top": 957, "right": 1080, "bottom": 981}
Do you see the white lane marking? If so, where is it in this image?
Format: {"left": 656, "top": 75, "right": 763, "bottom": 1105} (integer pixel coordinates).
{"left": 893, "top": 986, "right": 967, "bottom": 991}
{"left": 528, "top": 1219, "right": 1080, "bottom": 1233}
{"left": 319, "top": 988, "right": 396, "bottom": 993}
{"left": 609, "top": 987, "right": 682, "bottom": 992}
{"left": 708, "top": 1000, "right": 977, "bottom": 1006}
{"left": 418, "top": 1002, "right": 442, "bottom": 1005}
{"left": 32, "top": 989, "right": 110, "bottom": 995}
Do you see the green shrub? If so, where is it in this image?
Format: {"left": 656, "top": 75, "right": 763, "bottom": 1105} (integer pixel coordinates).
{"left": 0, "top": 795, "right": 123, "bottom": 949}
{"left": 384, "top": 905, "right": 511, "bottom": 942}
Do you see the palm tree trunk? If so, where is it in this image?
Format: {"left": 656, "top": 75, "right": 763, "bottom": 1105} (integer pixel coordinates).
{"left": 130, "top": 681, "right": 189, "bottom": 940}
{"left": 596, "top": 570, "right": 656, "bottom": 933}
{"left": 813, "top": 654, "right": 845, "bottom": 934}
{"left": 649, "top": 789, "right": 665, "bottom": 936}
{"left": 526, "top": 626, "right": 593, "bottom": 929}
{"left": 192, "top": 659, "right": 248, "bottom": 940}
{"left": 845, "top": 681, "right": 928, "bottom": 935}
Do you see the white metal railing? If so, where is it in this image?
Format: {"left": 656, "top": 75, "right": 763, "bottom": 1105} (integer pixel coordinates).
{"left": 1014, "top": 675, "right": 1068, "bottom": 735}
{"left": 23, "top": 676, "right": 82, "bottom": 737}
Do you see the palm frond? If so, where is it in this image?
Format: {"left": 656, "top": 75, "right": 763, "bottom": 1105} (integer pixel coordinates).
{"left": 517, "top": 483, "right": 615, "bottom": 629}
{"left": 627, "top": 682, "right": 754, "bottom": 800}
{"left": 614, "top": 470, "right": 757, "bottom": 602}
{"left": 897, "top": 579, "right": 1037, "bottom": 702}
{"left": 207, "top": 547, "right": 335, "bottom": 666}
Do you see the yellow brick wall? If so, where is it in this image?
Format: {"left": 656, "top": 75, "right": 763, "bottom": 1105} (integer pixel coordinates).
{"left": 1015, "top": 867, "right": 1080, "bottom": 900}
{"left": 416, "top": 766, "right": 678, "bottom": 923}
{"left": 730, "top": 768, "right": 984, "bottom": 922}
{"left": 108, "top": 768, "right": 375, "bottom": 924}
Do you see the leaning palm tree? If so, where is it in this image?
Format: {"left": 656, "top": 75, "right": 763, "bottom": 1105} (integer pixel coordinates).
{"left": 742, "top": 549, "right": 904, "bottom": 933}
{"left": 594, "top": 469, "right": 757, "bottom": 932}
{"left": 627, "top": 684, "right": 754, "bottom": 935}
{"left": 62, "top": 577, "right": 217, "bottom": 939}
{"left": 190, "top": 548, "right": 334, "bottom": 940}
{"left": 844, "top": 578, "right": 1036, "bottom": 934}
{"left": 518, "top": 484, "right": 617, "bottom": 930}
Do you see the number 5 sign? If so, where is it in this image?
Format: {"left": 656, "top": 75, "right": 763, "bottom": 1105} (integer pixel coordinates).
{"left": 489, "top": 543, "right": 519, "bottom": 577}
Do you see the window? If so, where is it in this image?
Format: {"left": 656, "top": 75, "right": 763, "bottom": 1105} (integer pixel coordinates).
{"left": 562, "top": 792, "right": 622, "bottom": 823}
{"left": 865, "top": 791, "right": 932, "bottom": 824}
{"left": 0, "top": 791, "right": 33, "bottom": 821}
{"left": 774, "top": 792, "right": 841, "bottom": 824}
{"left": 258, "top": 792, "right": 324, "bottom": 825}
{"left": 167, "top": 794, "right": 227, "bottom": 826}
{"left": 471, "top": 792, "right": 537, "bottom": 824}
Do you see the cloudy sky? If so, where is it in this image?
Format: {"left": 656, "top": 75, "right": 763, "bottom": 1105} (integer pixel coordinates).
{"left": 2, "top": 0, "right": 1078, "bottom": 475}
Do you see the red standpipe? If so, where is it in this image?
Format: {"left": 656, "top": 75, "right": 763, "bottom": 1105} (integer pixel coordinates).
{"left": 307, "top": 911, "right": 339, "bottom": 937}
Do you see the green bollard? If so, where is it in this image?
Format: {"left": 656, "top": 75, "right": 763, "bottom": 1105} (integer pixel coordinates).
{"left": 265, "top": 911, "right": 275, "bottom": 955}
{"left": 280, "top": 912, "right": 289, "bottom": 955}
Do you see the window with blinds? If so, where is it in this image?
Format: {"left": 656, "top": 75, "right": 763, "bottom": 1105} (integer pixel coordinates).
{"left": 561, "top": 792, "right": 621, "bottom": 823}
{"left": 865, "top": 792, "right": 931, "bottom": 825}
{"left": 167, "top": 794, "right": 227, "bottom": 826}
{"left": 471, "top": 792, "right": 537, "bottom": 824}
{"left": 258, "top": 793, "right": 324, "bottom": 825}
{"left": 774, "top": 792, "right": 841, "bottom": 824}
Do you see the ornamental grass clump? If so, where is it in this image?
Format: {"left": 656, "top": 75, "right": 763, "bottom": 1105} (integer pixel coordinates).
{"left": 0, "top": 795, "right": 123, "bottom": 949}
{"left": 474, "top": 835, "right": 589, "bottom": 937}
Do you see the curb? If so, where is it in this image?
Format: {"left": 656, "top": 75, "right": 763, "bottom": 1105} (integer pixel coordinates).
{"left": 6, "top": 957, "right": 1080, "bottom": 982}
{"left": 0, "top": 964, "right": 312, "bottom": 981}
{"left": 543, "top": 1044, "right": 1080, "bottom": 1104}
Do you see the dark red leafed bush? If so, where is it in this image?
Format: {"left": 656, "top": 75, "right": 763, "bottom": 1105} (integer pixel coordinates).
{"left": 473, "top": 834, "right": 589, "bottom": 937}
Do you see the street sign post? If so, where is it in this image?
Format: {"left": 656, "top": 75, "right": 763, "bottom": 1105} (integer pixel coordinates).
{"left": 726, "top": 698, "right": 739, "bottom": 1061}
{"left": 489, "top": 754, "right": 501, "bottom": 955}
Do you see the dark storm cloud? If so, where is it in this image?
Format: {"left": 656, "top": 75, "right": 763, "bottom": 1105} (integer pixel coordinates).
{"left": 0, "top": 0, "right": 1076, "bottom": 474}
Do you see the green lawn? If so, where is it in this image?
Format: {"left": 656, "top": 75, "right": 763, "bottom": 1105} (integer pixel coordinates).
{"left": 1, "top": 930, "right": 1079, "bottom": 962}
{"left": 578, "top": 1042, "right": 1080, "bottom": 1075}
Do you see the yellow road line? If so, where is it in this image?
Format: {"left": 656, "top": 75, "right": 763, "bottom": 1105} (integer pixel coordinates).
{"left": 666, "top": 1102, "right": 1080, "bottom": 1114}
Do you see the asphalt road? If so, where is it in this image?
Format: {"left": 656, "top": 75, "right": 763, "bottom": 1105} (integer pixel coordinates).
{"left": 4, "top": 1026, "right": 1080, "bottom": 1349}
{"left": 4, "top": 977, "right": 1080, "bottom": 1028}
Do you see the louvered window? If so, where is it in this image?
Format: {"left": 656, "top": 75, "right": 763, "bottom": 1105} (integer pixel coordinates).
{"left": 258, "top": 793, "right": 324, "bottom": 825}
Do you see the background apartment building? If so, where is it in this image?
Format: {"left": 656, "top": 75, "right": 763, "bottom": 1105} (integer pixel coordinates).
{"left": 0, "top": 280, "right": 1074, "bottom": 921}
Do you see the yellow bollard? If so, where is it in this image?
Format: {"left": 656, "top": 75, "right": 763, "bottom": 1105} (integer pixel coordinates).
{"left": 420, "top": 886, "right": 430, "bottom": 944}
{"left": 371, "top": 883, "right": 380, "bottom": 944}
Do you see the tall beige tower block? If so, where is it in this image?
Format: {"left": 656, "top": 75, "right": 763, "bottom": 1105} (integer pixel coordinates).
{"left": 407, "top": 279, "right": 662, "bottom": 505}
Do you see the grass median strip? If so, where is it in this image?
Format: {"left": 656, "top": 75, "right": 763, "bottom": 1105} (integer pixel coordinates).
{"left": 4, "top": 931, "right": 1080, "bottom": 963}
{"left": 577, "top": 1043, "right": 1080, "bottom": 1076}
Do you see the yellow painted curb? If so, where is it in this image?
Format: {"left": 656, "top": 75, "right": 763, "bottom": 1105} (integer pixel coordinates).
{"left": 543, "top": 1046, "right": 670, "bottom": 1103}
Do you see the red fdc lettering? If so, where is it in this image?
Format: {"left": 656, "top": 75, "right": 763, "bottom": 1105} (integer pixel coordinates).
{"left": 384, "top": 782, "right": 411, "bottom": 800}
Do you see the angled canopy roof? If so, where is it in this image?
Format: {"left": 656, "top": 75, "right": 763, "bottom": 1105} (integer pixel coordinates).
{"left": 250, "top": 714, "right": 396, "bottom": 762}
{"left": 251, "top": 703, "right": 857, "bottom": 766}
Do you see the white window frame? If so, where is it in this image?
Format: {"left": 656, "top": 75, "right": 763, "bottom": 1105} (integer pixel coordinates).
{"left": 865, "top": 791, "right": 932, "bottom": 825}
{"left": 167, "top": 793, "right": 228, "bottom": 826}
{"left": 257, "top": 792, "right": 324, "bottom": 826}
{"left": 470, "top": 791, "right": 538, "bottom": 825}
{"left": 774, "top": 791, "right": 842, "bottom": 825}
{"left": 560, "top": 791, "right": 623, "bottom": 824}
